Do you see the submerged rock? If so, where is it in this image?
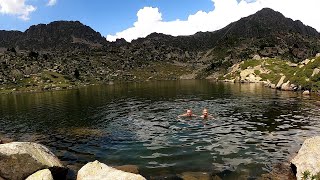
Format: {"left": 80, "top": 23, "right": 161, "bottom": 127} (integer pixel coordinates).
{"left": 179, "top": 172, "right": 213, "bottom": 180}
{"left": 26, "top": 169, "right": 54, "bottom": 180}
{"left": 77, "top": 160, "right": 146, "bottom": 180}
{"left": 259, "top": 162, "right": 295, "bottom": 180}
{"left": 0, "top": 142, "right": 66, "bottom": 180}
{"left": 114, "top": 165, "right": 140, "bottom": 174}
{"left": 291, "top": 136, "right": 320, "bottom": 180}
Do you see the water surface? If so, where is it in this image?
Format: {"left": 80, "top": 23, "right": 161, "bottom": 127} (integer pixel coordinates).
{"left": 1, "top": 80, "right": 320, "bottom": 179}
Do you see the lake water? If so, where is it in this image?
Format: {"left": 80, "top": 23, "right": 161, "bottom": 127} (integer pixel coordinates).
{"left": 1, "top": 80, "right": 320, "bottom": 179}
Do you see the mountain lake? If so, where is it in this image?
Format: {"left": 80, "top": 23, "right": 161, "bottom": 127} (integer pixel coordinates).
{"left": 1, "top": 80, "right": 320, "bottom": 179}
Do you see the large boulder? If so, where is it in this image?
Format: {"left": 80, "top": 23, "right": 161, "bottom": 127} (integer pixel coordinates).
{"left": 240, "top": 69, "right": 254, "bottom": 81}
{"left": 77, "top": 160, "right": 146, "bottom": 180}
{"left": 246, "top": 73, "right": 262, "bottom": 83}
{"left": 26, "top": 169, "right": 54, "bottom": 180}
{"left": 291, "top": 136, "right": 320, "bottom": 180}
{"left": 0, "top": 142, "right": 66, "bottom": 180}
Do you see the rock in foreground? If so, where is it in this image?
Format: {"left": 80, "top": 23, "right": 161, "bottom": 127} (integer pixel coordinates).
{"left": 77, "top": 160, "right": 146, "bottom": 180}
{"left": 0, "top": 142, "right": 66, "bottom": 180}
{"left": 26, "top": 169, "right": 54, "bottom": 180}
{"left": 291, "top": 136, "right": 320, "bottom": 180}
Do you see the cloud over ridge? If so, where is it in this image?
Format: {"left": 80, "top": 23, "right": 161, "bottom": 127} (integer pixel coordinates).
{"left": 0, "top": 0, "right": 36, "bottom": 20}
{"left": 107, "top": 0, "right": 320, "bottom": 42}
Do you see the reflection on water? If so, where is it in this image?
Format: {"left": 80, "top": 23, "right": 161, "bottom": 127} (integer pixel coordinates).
{"left": 1, "top": 80, "right": 320, "bottom": 179}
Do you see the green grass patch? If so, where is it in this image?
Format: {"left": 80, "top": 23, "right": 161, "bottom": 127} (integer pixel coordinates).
{"left": 130, "top": 62, "right": 193, "bottom": 81}
{"left": 260, "top": 73, "right": 282, "bottom": 84}
{"left": 240, "top": 59, "right": 261, "bottom": 69}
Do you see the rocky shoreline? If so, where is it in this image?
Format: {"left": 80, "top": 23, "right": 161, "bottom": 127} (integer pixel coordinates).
{"left": 221, "top": 54, "right": 320, "bottom": 96}
{"left": 1, "top": 137, "right": 319, "bottom": 180}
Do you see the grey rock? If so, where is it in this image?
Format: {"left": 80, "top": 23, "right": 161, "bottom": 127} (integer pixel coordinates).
{"left": 252, "top": 54, "right": 261, "bottom": 60}
{"left": 291, "top": 136, "right": 320, "bottom": 180}
{"left": 26, "top": 169, "right": 54, "bottom": 180}
{"left": 0, "top": 142, "right": 66, "bottom": 180}
{"left": 281, "top": 80, "right": 292, "bottom": 91}
{"left": 302, "top": 90, "right": 310, "bottom": 95}
{"left": 77, "top": 160, "right": 146, "bottom": 180}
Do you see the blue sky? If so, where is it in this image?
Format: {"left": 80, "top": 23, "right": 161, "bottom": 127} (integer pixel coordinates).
{"left": 0, "top": 0, "right": 213, "bottom": 35}
{"left": 0, "top": 0, "right": 319, "bottom": 41}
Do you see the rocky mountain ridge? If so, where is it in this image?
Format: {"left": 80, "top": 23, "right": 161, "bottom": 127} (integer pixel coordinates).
{"left": 0, "top": 21, "right": 107, "bottom": 52}
{"left": 1, "top": 8, "right": 320, "bottom": 93}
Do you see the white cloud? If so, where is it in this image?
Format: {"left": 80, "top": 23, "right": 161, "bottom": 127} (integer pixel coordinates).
{"left": 107, "top": 0, "right": 320, "bottom": 42}
{"left": 47, "top": 0, "right": 57, "bottom": 6}
{"left": 0, "top": 0, "right": 36, "bottom": 20}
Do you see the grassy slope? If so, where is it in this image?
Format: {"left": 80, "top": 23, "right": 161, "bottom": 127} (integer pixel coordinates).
{"left": 221, "top": 56, "right": 320, "bottom": 91}
{"left": 0, "top": 71, "right": 77, "bottom": 93}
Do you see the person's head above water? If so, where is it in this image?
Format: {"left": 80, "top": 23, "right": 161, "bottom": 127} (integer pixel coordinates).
{"left": 202, "top": 108, "right": 208, "bottom": 117}
{"left": 178, "top": 109, "right": 196, "bottom": 117}
{"left": 186, "top": 109, "right": 193, "bottom": 116}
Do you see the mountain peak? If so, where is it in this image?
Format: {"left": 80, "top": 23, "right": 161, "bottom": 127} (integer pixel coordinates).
{"left": 15, "top": 20, "right": 107, "bottom": 51}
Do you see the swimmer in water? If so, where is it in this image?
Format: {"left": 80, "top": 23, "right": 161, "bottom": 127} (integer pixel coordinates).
{"left": 200, "top": 108, "right": 214, "bottom": 119}
{"left": 178, "top": 109, "right": 197, "bottom": 118}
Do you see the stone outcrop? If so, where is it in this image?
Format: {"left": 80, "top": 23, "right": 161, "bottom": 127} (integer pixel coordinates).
{"left": 291, "top": 136, "right": 320, "bottom": 180}
{"left": 240, "top": 69, "right": 257, "bottom": 82}
{"left": 26, "top": 169, "right": 54, "bottom": 180}
{"left": 286, "top": 62, "right": 298, "bottom": 67}
{"left": 0, "top": 142, "right": 66, "bottom": 180}
{"left": 301, "top": 59, "right": 311, "bottom": 65}
{"left": 77, "top": 160, "right": 146, "bottom": 180}
{"left": 276, "top": 76, "right": 286, "bottom": 89}
{"left": 311, "top": 68, "right": 320, "bottom": 77}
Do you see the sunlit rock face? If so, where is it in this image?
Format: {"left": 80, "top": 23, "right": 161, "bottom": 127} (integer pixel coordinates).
{"left": 0, "top": 142, "right": 66, "bottom": 180}
{"left": 77, "top": 160, "right": 146, "bottom": 180}
{"left": 291, "top": 136, "right": 320, "bottom": 180}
